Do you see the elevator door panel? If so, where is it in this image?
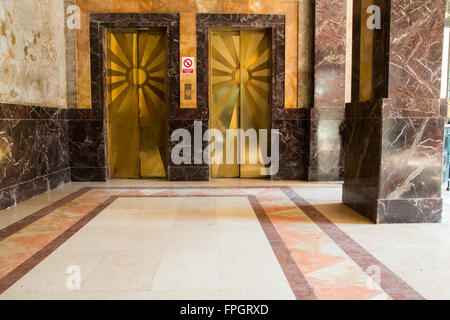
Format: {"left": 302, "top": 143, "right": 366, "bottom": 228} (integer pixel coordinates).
{"left": 210, "top": 30, "right": 241, "bottom": 178}
{"left": 239, "top": 30, "right": 271, "bottom": 178}
{"left": 210, "top": 29, "right": 271, "bottom": 178}
{"left": 107, "top": 30, "right": 168, "bottom": 179}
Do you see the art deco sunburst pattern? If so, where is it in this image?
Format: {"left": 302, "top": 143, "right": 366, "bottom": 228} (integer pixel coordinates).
{"left": 210, "top": 29, "right": 272, "bottom": 178}
{"left": 107, "top": 30, "right": 168, "bottom": 179}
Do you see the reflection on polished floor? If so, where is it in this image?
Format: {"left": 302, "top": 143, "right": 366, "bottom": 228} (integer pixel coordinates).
{"left": 0, "top": 180, "right": 449, "bottom": 300}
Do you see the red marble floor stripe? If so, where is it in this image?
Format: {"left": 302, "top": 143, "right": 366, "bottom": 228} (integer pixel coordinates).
{"left": 0, "top": 194, "right": 249, "bottom": 294}
{"left": 248, "top": 195, "right": 317, "bottom": 300}
{"left": 0, "top": 187, "right": 93, "bottom": 242}
{"left": 281, "top": 187, "right": 425, "bottom": 300}
{"left": 0, "top": 195, "right": 118, "bottom": 294}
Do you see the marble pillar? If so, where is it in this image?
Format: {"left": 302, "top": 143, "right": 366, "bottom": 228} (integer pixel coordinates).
{"left": 310, "top": 0, "right": 347, "bottom": 181}
{"left": 343, "top": 0, "right": 446, "bottom": 223}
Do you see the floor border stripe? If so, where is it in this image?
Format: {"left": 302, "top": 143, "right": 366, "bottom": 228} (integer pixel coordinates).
{"left": 248, "top": 195, "right": 317, "bottom": 300}
{"left": 281, "top": 187, "right": 425, "bottom": 300}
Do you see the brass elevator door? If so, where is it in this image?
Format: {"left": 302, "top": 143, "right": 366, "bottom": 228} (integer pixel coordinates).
{"left": 210, "top": 29, "right": 272, "bottom": 178}
{"left": 107, "top": 30, "right": 168, "bottom": 179}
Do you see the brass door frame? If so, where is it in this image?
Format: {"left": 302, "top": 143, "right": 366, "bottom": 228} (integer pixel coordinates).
{"left": 209, "top": 28, "right": 272, "bottom": 179}
{"left": 106, "top": 28, "right": 169, "bottom": 179}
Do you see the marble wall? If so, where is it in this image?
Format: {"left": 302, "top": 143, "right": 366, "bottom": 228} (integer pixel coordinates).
{"left": 343, "top": 0, "right": 447, "bottom": 223}
{"left": 0, "top": 0, "right": 346, "bottom": 211}
{"left": 0, "top": 0, "right": 67, "bottom": 108}
{"left": 0, "top": 104, "right": 70, "bottom": 211}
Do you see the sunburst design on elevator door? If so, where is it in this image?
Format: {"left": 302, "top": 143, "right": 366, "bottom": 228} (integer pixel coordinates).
{"left": 107, "top": 30, "right": 168, "bottom": 179}
{"left": 210, "top": 29, "right": 271, "bottom": 178}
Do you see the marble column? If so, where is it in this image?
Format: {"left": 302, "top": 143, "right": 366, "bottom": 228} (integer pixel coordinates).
{"left": 343, "top": 0, "right": 446, "bottom": 223}
{"left": 310, "top": 0, "right": 347, "bottom": 181}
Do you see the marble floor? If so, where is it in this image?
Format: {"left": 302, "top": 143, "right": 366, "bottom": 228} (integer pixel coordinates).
{"left": 0, "top": 180, "right": 449, "bottom": 300}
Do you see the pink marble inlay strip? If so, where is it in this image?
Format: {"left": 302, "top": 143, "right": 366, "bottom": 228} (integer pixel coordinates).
{"left": 248, "top": 195, "right": 317, "bottom": 300}
{"left": 0, "top": 195, "right": 117, "bottom": 294}
{"left": 0, "top": 187, "right": 93, "bottom": 242}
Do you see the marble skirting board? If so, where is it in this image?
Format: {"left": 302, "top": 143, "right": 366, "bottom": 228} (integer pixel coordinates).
{"left": 0, "top": 104, "right": 71, "bottom": 211}
{"left": 343, "top": 98, "right": 446, "bottom": 223}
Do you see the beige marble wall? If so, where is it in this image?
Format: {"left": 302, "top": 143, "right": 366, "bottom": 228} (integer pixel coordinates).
{"left": 75, "top": 0, "right": 300, "bottom": 109}
{"left": 0, "top": 0, "right": 67, "bottom": 108}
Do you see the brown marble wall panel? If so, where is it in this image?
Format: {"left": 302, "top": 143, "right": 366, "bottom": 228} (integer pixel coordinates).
{"left": 314, "top": 0, "right": 347, "bottom": 109}
{"left": 380, "top": 117, "right": 444, "bottom": 200}
{"left": 388, "top": 0, "right": 446, "bottom": 98}
{"left": 0, "top": 104, "right": 70, "bottom": 211}
{"left": 272, "top": 119, "right": 309, "bottom": 181}
{"left": 309, "top": 0, "right": 347, "bottom": 181}
{"left": 343, "top": 103, "right": 382, "bottom": 200}
{"left": 0, "top": 120, "right": 15, "bottom": 189}
{"left": 67, "top": 120, "right": 106, "bottom": 182}
{"left": 343, "top": 100, "right": 383, "bottom": 223}
{"left": 70, "top": 167, "right": 107, "bottom": 182}
{"left": 343, "top": 98, "right": 445, "bottom": 223}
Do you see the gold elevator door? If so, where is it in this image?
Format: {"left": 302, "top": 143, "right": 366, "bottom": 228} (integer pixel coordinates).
{"left": 210, "top": 29, "right": 272, "bottom": 178}
{"left": 107, "top": 30, "right": 168, "bottom": 179}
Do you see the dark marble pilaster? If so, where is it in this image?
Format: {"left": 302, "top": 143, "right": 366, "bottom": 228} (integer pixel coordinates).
{"left": 343, "top": 0, "right": 446, "bottom": 223}
{"left": 344, "top": 98, "right": 446, "bottom": 223}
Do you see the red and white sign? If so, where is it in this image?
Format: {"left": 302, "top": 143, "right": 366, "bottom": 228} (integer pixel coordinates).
{"left": 182, "top": 57, "right": 195, "bottom": 74}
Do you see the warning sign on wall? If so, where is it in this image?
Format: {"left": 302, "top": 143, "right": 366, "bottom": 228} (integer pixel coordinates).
{"left": 182, "top": 57, "right": 195, "bottom": 74}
